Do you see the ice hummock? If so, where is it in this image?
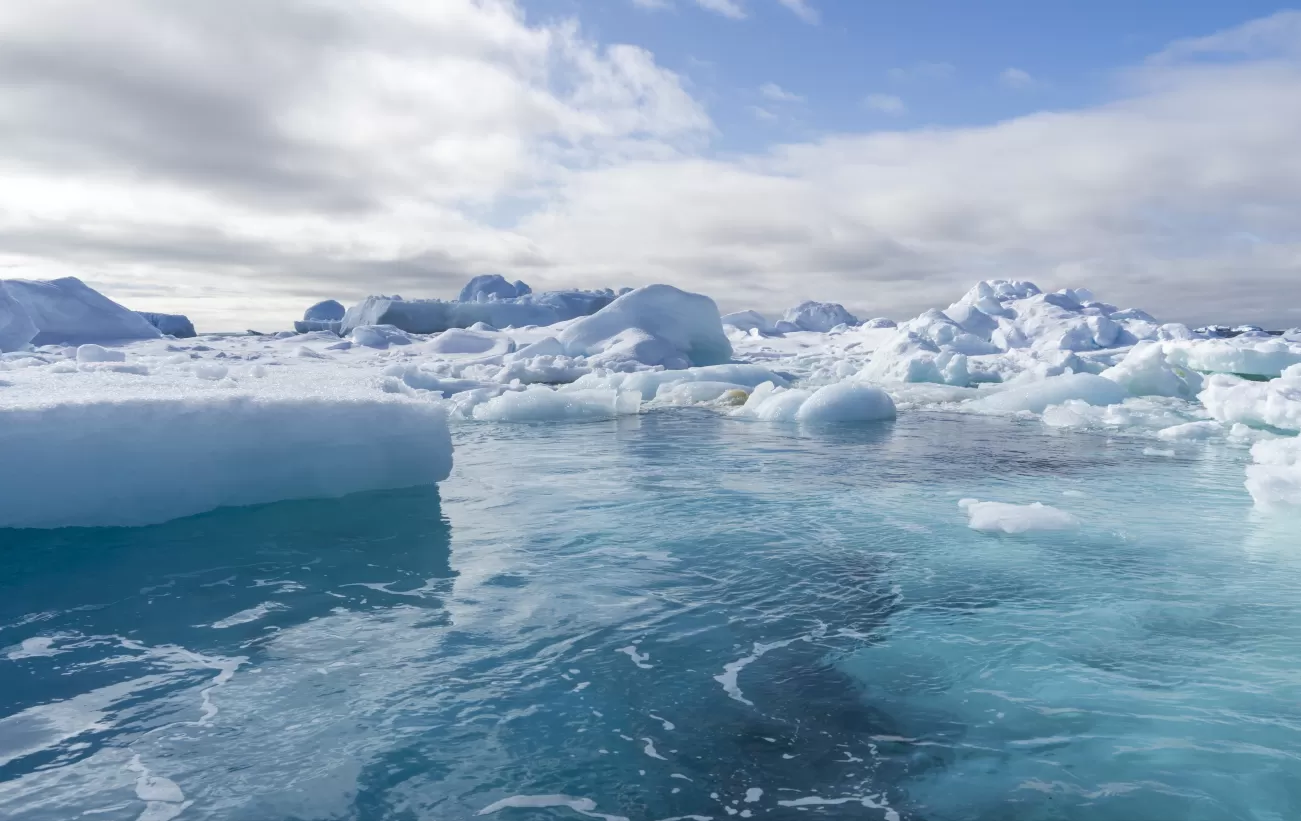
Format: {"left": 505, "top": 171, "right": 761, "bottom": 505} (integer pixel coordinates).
{"left": 138, "top": 312, "right": 197, "bottom": 339}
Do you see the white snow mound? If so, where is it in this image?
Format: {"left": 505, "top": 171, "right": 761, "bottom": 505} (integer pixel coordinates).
{"left": 558, "top": 285, "right": 732, "bottom": 368}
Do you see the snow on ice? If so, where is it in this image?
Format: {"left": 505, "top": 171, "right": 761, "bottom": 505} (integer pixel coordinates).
{"left": 3, "top": 273, "right": 1301, "bottom": 525}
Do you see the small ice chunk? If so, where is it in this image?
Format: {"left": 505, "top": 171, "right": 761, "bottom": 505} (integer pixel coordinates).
{"left": 970, "top": 373, "right": 1128, "bottom": 414}
{"left": 76, "top": 344, "right": 126, "bottom": 363}
{"left": 1245, "top": 437, "right": 1301, "bottom": 509}
{"left": 1156, "top": 421, "right": 1222, "bottom": 441}
{"left": 794, "top": 381, "right": 896, "bottom": 424}
{"left": 958, "top": 499, "right": 1081, "bottom": 534}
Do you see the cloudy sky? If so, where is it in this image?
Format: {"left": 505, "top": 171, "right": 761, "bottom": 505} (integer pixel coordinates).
{"left": 2, "top": 0, "right": 1299, "bottom": 331}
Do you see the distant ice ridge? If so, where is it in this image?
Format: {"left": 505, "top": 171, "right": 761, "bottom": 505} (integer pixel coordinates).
{"left": 0, "top": 369, "right": 452, "bottom": 528}
{"left": 340, "top": 278, "right": 619, "bottom": 336}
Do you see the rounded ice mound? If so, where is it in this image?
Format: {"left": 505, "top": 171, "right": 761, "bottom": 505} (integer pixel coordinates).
{"left": 352, "top": 324, "right": 413, "bottom": 349}
{"left": 76, "top": 344, "right": 126, "bottom": 363}
{"left": 425, "top": 328, "right": 503, "bottom": 355}
{"left": 558, "top": 284, "right": 732, "bottom": 368}
{"left": 721, "top": 310, "right": 771, "bottom": 333}
{"left": 782, "top": 301, "right": 859, "bottom": 333}
{"left": 971, "top": 373, "right": 1128, "bottom": 414}
{"left": 138, "top": 311, "right": 197, "bottom": 338}
{"left": 1165, "top": 338, "right": 1301, "bottom": 379}
{"left": 795, "top": 382, "right": 896, "bottom": 424}
{"left": 0, "top": 283, "right": 38, "bottom": 352}
{"left": 303, "top": 300, "right": 346, "bottom": 321}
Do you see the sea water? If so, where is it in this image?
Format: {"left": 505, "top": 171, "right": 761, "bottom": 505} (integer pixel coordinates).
{"left": 1, "top": 411, "right": 1299, "bottom": 820}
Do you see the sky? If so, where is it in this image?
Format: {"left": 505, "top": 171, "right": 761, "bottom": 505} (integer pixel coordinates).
{"left": 1, "top": 1, "right": 1299, "bottom": 331}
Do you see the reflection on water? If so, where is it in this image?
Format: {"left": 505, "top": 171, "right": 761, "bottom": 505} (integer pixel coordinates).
{"left": 2, "top": 411, "right": 1300, "bottom": 820}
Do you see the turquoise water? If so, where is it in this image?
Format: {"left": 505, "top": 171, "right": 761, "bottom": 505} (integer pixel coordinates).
{"left": 2, "top": 411, "right": 1300, "bottom": 820}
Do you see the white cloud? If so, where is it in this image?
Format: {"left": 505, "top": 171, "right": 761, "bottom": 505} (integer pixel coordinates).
{"left": 887, "top": 61, "right": 955, "bottom": 82}
{"left": 1000, "top": 67, "right": 1036, "bottom": 88}
{"left": 631, "top": 0, "right": 672, "bottom": 9}
{"left": 693, "top": 0, "right": 746, "bottom": 19}
{"left": 864, "top": 93, "right": 906, "bottom": 114}
{"left": 777, "top": 0, "right": 819, "bottom": 24}
{"left": 760, "top": 82, "right": 803, "bottom": 102}
{"left": 2, "top": 5, "right": 1301, "bottom": 329}
{"left": 749, "top": 105, "right": 777, "bottom": 121}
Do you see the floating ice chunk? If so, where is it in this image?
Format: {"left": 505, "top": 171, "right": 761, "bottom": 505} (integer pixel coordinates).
{"left": 861, "top": 317, "right": 897, "bottom": 329}
{"left": 970, "top": 373, "right": 1128, "bottom": 414}
{"left": 654, "top": 381, "right": 749, "bottom": 405}
{"left": 959, "top": 499, "right": 1081, "bottom": 533}
{"left": 303, "top": 299, "right": 346, "bottom": 321}
{"left": 0, "top": 374, "right": 453, "bottom": 528}
{"left": 75, "top": 344, "right": 126, "bottom": 363}
{"left": 470, "top": 386, "right": 639, "bottom": 423}
{"left": 1100, "top": 341, "right": 1203, "bottom": 399}
{"left": 559, "top": 285, "right": 732, "bottom": 368}
{"left": 0, "top": 284, "right": 39, "bottom": 352}
{"left": 782, "top": 301, "right": 858, "bottom": 333}
{"left": 351, "top": 324, "right": 413, "bottom": 349}
{"left": 137, "top": 312, "right": 197, "bottom": 338}
{"left": 794, "top": 381, "right": 896, "bottom": 424}
{"left": 1165, "top": 338, "right": 1301, "bottom": 378}
{"left": 734, "top": 382, "right": 812, "bottom": 422}
{"left": 1156, "top": 421, "right": 1223, "bottom": 441}
{"left": 1199, "top": 374, "right": 1301, "bottom": 433}
{"left": 2, "top": 277, "right": 160, "bottom": 346}
{"left": 1245, "top": 437, "right": 1301, "bottom": 509}
{"left": 571, "top": 364, "right": 787, "bottom": 401}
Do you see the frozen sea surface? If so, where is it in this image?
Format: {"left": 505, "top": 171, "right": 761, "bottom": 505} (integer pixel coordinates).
{"left": 2, "top": 411, "right": 1299, "bottom": 821}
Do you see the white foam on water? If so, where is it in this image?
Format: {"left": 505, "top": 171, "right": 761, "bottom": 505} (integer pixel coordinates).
{"left": 641, "top": 738, "right": 667, "bottom": 760}
{"left": 209, "top": 602, "right": 286, "bottom": 629}
{"left": 744, "top": 787, "right": 763, "bottom": 803}
{"left": 714, "top": 625, "right": 827, "bottom": 706}
{"left": 616, "top": 645, "right": 652, "bottom": 669}
{"left": 478, "top": 795, "right": 629, "bottom": 821}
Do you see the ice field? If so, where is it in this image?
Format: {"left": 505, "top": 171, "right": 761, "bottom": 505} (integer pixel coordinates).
{"left": 2, "top": 274, "right": 1301, "bottom": 819}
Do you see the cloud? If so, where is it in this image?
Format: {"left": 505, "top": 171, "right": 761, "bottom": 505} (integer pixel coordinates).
{"left": 887, "top": 61, "right": 955, "bottom": 82}
{"left": 2, "top": 4, "right": 1300, "bottom": 330}
{"left": 864, "top": 93, "right": 907, "bottom": 114}
{"left": 1000, "top": 67, "right": 1036, "bottom": 88}
{"left": 748, "top": 105, "right": 777, "bottom": 121}
{"left": 776, "top": 0, "right": 819, "bottom": 24}
{"left": 631, "top": 0, "right": 672, "bottom": 9}
{"left": 760, "top": 82, "right": 803, "bottom": 102}
{"left": 693, "top": 0, "right": 746, "bottom": 19}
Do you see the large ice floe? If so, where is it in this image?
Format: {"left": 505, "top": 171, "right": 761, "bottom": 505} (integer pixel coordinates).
{"left": 3, "top": 273, "right": 1301, "bottom": 527}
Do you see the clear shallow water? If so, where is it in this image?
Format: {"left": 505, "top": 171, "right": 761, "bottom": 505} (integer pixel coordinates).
{"left": 2, "top": 411, "right": 1300, "bottom": 821}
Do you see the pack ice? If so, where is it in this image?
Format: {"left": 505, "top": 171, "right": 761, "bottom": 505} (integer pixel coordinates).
{"left": 3, "top": 274, "right": 1300, "bottom": 526}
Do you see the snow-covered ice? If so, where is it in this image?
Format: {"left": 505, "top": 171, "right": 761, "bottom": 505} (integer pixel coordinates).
{"left": 3, "top": 274, "right": 1299, "bottom": 523}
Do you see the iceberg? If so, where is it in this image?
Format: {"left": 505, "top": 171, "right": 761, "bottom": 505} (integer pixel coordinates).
{"left": 458, "top": 274, "right": 532, "bottom": 302}
{"left": 138, "top": 312, "right": 197, "bottom": 338}
{"left": 781, "top": 301, "right": 859, "bottom": 333}
{"left": 303, "top": 300, "right": 346, "bottom": 321}
{"left": 0, "top": 282, "right": 38, "bottom": 352}
{"left": 1, "top": 277, "right": 161, "bottom": 346}
{"left": 558, "top": 285, "right": 733, "bottom": 368}
{"left": 734, "top": 380, "right": 896, "bottom": 424}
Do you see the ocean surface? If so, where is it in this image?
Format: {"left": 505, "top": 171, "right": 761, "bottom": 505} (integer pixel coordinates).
{"left": 2, "top": 411, "right": 1299, "bottom": 820}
